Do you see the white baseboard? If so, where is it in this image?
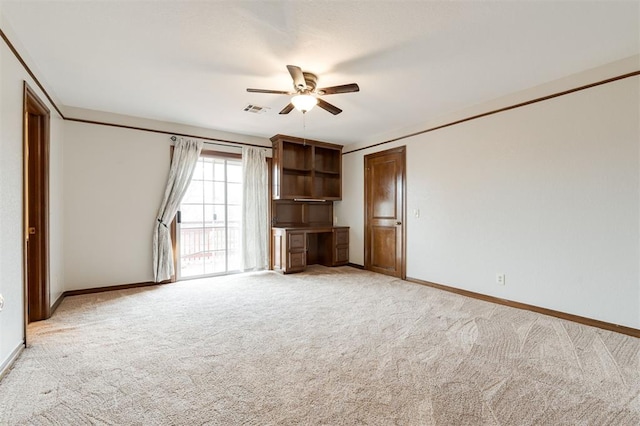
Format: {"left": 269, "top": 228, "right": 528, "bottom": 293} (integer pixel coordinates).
{"left": 0, "top": 342, "right": 25, "bottom": 381}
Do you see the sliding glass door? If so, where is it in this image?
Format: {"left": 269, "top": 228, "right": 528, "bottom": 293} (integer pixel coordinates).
{"left": 177, "top": 153, "right": 242, "bottom": 279}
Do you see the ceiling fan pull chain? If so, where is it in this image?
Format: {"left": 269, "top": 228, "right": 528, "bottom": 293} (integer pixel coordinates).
{"left": 303, "top": 112, "right": 307, "bottom": 146}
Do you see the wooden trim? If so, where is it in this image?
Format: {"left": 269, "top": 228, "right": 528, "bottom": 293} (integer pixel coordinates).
{"left": 0, "top": 29, "right": 64, "bottom": 118}
{"left": 347, "top": 262, "right": 365, "bottom": 269}
{"left": 64, "top": 280, "right": 170, "bottom": 297}
{"left": 401, "top": 149, "right": 407, "bottom": 279}
{"left": 363, "top": 146, "right": 406, "bottom": 158}
{"left": 0, "top": 29, "right": 270, "bottom": 151}
{"left": 270, "top": 134, "right": 344, "bottom": 150}
{"left": 200, "top": 149, "right": 242, "bottom": 159}
{"left": 68, "top": 117, "right": 269, "bottom": 149}
{"left": 406, "top": 277, "right": 640, "bottom": 338}
{"left": 0, "top": 343, "right": 25, "bottom": 381}
{"left": 40, "top": 280, "right": 172, "bottom": 319}
{"left": 50, "top": 293, "right": 65, "bottom": 315}
{"left": 24, "top": 81, "right": 50, "bottom": 115}
{"left": 21, "top": 84, "right": 29, "bottom": 347}
{"left": 23, "top": 82, "right": 51, "bottom": 328}
{"left": 3, "top": 24, "right": 637, "bottom": 157}
{"left": 344, "top": 70, "right": 640, "bottom": 155}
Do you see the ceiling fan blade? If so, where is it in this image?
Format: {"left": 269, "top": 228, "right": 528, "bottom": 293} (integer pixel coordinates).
{"left": 317, "top": 83, "right": 360, "bottom": 95}
{"left": 316, "top": 98, "right": 342, "bottom": 115}
{"left": 286, "top": 65, "right": 306, "bottom": 91}
{"left": 279, "top": 103, "right": 295, "bottom": 114}
{"left": 247, "top": 88, "right": 291, "bottom": 94}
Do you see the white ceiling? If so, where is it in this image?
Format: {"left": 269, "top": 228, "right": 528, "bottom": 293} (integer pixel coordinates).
{"left": 1, "top": 1, "right": 638, "bottom": 145}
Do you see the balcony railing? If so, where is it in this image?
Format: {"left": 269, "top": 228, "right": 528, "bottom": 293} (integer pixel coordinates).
{"left": 179, "top": 222, "right": 241, "bottom": 276}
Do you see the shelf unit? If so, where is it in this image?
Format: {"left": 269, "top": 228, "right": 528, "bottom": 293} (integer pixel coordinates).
{"left": 270, "top": 134, "right": 346, "bottom": 273}
{"left": 271, "top": 134, "right": 343, "bottom": 200}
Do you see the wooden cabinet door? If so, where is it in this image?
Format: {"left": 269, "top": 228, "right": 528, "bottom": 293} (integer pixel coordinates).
{"left": 364, "top": 147, "right": 405, "bottom": 278}
{"left": 333, "top": 228, "right": 349, "bottom": 266}
{"left": 286, "top": 231, "right": 307, "bottom": 272}
{"left": 272, "top": 230, "right": 283, "bottom": 271}
{"left": 272, "top": 140, "right": 281, "bottom": 199}
{"left": 288, "top": 252, "right": 307, "bottom": 270}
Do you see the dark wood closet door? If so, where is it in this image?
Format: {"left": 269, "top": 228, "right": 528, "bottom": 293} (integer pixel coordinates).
{"left": 24, "top": 83, "right": 51, "bottom": 323}
{"left": 364, "top": 146, "right": 406, "bottom": 278}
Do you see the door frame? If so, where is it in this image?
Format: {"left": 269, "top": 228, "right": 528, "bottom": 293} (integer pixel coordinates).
{"left": 173, "top": 149, "right": 243, "bottom": 280}
{"left": 364, "top": 145, "right": 406, "bottom": 279}
{"left": 23, "top": 82, "right": 51, "bottom": 335}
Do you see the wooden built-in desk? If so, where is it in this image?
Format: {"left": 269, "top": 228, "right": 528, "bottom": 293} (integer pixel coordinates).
{"left": 272, "top": 226, "right": 349, "bottom": 273}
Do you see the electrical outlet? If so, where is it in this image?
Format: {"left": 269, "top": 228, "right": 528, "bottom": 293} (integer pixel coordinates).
{"left": 414, "top": 209, "right": 420, "bottom": 218}
{"left": 0, "top": 293, "right": 4, "bottom": 312}
{"left": 496, "top": 274, "right": 506, "bottom": 286}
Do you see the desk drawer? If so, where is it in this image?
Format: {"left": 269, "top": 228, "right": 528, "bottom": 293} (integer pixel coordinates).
{"left": 335, "top": 247, "right": 349, "bottom": 264}
{"left": 335, "top": 229, "right": 349, "bottom": 245}
{"left": 288, "top": 252, "right": 306, "bottom": 270}
{"left": 288, "top": 232, "right": 306, "bottom": 250}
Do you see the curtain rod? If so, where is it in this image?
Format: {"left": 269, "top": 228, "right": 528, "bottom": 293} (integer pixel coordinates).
{"left": 169, "top": 135, "right": 270, "bottom": 150}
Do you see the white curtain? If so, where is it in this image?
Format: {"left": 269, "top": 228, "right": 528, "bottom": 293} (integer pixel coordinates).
{"left": 152, "top": 138, "right": 203, "bottom": 282}
{"left": 241, "top": 146, "right": 269, "bottom": 271}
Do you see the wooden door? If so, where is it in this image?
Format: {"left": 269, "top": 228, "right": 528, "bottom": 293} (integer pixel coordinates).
{"left": 23, "top": 83, "right": 50, "bottom": 323}
{"left": 364, "top": 146, "right": 405, "bottom": 278}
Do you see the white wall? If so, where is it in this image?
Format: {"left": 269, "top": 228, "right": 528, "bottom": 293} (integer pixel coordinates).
{"left": 337, "top": 70, "right": 640, "bottom": 328}
{"left": 0, "top": 35, "right": 64, "bottom": 369}
{"left": 63, "top": 122, "right": 169, "bottom": 289}
{"left": 63, "top": 119, "right": 269, "bottom": 290}
{"left": 49, "top": 114, "right": 64, "bottom": 305}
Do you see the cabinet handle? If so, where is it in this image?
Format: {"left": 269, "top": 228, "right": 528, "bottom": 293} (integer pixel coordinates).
{"left": 396, "top": 222, "right": 402, "bottom": 225}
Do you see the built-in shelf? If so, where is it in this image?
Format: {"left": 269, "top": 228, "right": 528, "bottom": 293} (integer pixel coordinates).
{"left": 283, "top": 167, "right": 313, "bottom": 173}
{"left": 270, "top": 135, "right": 346, "bottom": 273}
{"left": 271, "top": 134, "right": 343, "bottom": 201}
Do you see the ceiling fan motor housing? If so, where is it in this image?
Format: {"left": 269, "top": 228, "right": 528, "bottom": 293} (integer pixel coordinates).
{"left": 301, "top": 72, "right": 318, "bottom": 92}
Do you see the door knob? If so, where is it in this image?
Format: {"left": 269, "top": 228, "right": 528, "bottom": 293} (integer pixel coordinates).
{"left": 29, "top": 227, "right": 36, "bottom": 235}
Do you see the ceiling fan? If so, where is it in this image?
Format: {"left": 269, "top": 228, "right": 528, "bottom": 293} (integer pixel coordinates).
{"left": 247, "top": 65, "right": 359, "bottom": 115}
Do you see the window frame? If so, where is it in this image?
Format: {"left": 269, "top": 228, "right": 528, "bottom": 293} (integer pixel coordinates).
{"left": 170, "top": 149, "right": 242, "bottom": 281}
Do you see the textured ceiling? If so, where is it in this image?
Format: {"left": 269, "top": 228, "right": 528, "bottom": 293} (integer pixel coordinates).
{"left": 1, "top": 1, "right": 638, "bottom": 145}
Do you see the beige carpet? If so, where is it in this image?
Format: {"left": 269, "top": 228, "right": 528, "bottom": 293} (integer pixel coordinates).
{"left": 1, "top": 266, "right": 639, "bottom": 425}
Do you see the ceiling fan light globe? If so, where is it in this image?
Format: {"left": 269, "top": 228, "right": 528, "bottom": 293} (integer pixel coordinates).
{"left": 291, "top": 94, "right": 318, "bottom": 113}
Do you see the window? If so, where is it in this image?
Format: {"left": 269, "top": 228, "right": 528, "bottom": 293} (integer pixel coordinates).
{"left": 177, "top": 152, "right": 242, "bottom": 278}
